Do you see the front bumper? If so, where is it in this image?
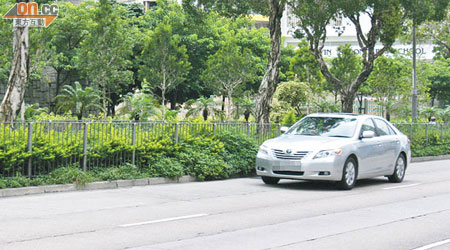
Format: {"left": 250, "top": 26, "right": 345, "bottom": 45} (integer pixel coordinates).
{"left": 256, "top": 151, "right": 345, "bottom": 181}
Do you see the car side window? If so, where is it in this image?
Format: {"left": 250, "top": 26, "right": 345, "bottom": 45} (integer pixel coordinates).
{"left": 360, "top": 119, "right": 376, "bottom": 136}
{"left": 373, "top": 119, "right": 392, "bottom": 136}
{"left": 387, "top": 123, "right": 397, "bottom": 135}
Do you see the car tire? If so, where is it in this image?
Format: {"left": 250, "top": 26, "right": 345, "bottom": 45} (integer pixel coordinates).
{"left": 261, "top": 176, "right": 280, "bottom": 185}
{"left": 337, "top": 157, "right": 357, "bottom": 190}
{"left": 388, "top": 154, "right": 406, "bottom": 183}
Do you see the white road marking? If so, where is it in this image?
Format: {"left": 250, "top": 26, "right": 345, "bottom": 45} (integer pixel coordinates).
{"left": 411, "top": 238, "right": 450, "bottom": 250}
{"left": 118, "top": 213, "right": 209, "bottom": 228}
{"left": 382, "top": 183, "right": 421, "bottom": 190}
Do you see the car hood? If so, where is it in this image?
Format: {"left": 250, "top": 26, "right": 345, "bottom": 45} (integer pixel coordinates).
{"left": 262, "top": 134, "right": 352, "bottom": 152}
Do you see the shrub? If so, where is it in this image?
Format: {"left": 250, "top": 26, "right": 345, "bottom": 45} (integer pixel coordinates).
{"left": 47, "top": 166, "right": 93, "bottom": 186}
{"left": 93, "top": 163, "right": 145, "bottom": 181}
{"left": 148, "top": 157, "right": 185, "bottom": 178}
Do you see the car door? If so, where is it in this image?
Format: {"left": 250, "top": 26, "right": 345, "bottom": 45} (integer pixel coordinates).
{"left": 373, "top": 118, "right": 398, "bottom": 172}
{"left": 357, "top": 118, "right": 383, "bottom": 177}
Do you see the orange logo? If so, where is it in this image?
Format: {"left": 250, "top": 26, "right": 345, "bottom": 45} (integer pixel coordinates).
{"left": 2, "top": 2, "right": 58, "bottom": 27}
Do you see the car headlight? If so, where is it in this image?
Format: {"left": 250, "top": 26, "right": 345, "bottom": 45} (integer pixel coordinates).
{"left": 314, "top": 149, "right": 342, "bottom": 159}
{"left": 258, "top": 145, "right": 269, "bottom": 155}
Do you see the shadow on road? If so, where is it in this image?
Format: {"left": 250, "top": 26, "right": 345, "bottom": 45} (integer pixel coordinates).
{"left": 252, "top": 177, "right": 391, "bottom": 191}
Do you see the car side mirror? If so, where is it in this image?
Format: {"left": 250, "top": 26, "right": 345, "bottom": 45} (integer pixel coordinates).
{"left": 280, "top": 126, "right": 289, "bottom": 134}
{"left": 361, "top": 131, "right": 375, "bottom": 139}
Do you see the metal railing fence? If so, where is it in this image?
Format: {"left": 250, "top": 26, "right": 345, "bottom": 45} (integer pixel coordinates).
{"left": 1, "top": 121, "right": 448, "bottom": 178}
{"left": 0, "top": 121, "right": 282, "bottom": 177}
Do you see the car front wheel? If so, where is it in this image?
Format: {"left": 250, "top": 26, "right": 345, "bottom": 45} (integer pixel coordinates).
{"left": 337, "top": 157, "right": 357, "bottom": 190}
{"left": 388, "top": 154, "right": 406, "bottom": 183}
{"left": 261, "top": 176, "right": 280, "bottom": 185}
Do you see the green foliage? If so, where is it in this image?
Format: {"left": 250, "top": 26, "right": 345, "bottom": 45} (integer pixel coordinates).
{"left": 93, "top": 163, "right": 145, "bottom": 181}
{"left": 288, "top": 40, "right": 325, "bottom": 93}
{"left": 47, "top": 166, "right": 93, "bottom": 186}
{"left": 367, "top": 55, "right": 411, "bottom": 118}
{"left": 0, "top": 0, "right": 13, "bottom": 86}
{"left": 201, "top": 32, "right": 259, "bottom": 119}
{"left": 117, "top": 91, "right": 159, "bottom": 121}
{"left": 330, "top": 44, "right": 363, "bottom": 91}
{"left": 55, "top": 82, "right": 105, "bottom": 120}
{"left": 282, "top": 110, "right": 299, "bottom": 126}
{"left": 139, "top": 7, "right": 191, "bottom": 116}
{"left": 274, "top": 81, "right": 311, "bottom": 115}
{"left": 148, "top": 157, "right": 185, "bottom": 178}
{"left": 185, "top": 96, "right": 220, "bottom": 121}
{"left": 77, "top": 0, "right": 134, "bottom": 117}
{"left": 233, "top": 97, "right": 255, "bottom": 122}
{"left": 428, "top": 57, "right": 450, "bottom": 106}
{"left": 215, "top": 132, "right": 258, "bottom": 176}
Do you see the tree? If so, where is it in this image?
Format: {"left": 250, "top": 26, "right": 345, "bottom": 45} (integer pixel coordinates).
{"left": 77, "top": 0, "right": 134, "bottom": 118}
{"left": 254, "top": 0, "right": 286, "bottom": 128}
{"left": 55, "top": 82, "right": 104, "bottom": 120}
{"left": 183, "top": 0, "right": 288, "bottom": 126}
{"left": 428, "top": 57, "right": 450, "bottom": 106}
{"left": 0, "top": 0, "right": 13, "bottom": 87}
{"left": 233, "top": 97, "right": 256, "bottom": 122}
{"left": 139, "top": 21, "right": 191, "bottom": 120}
{"left": 420, "top": 106, "right": 439, "bottom": 121}
{"left": 367, "top": 55, "right": 410, "bottom": 120}
{"left": 289, "top": 0, "right": 448, "bottom": 113}
{"left": 330, "top": 44, "right": 362, "bottom": 111}
{"left": 439, "top": 106, "right": 450, "bottom": 123}
{"left": 185, "top": 96, "right": 220, "bottom": 121}
{"left": 42, "top": 2, "right": 90, "bottom": 106}
{"left": 288, "top": 40, "right": 325, "bottom": 94}
{"left": 202, "top": 35, "right": 257, "bottom": 120}
{"left": 0, "top": 0, "right": 30, "bottom": 123}
{"left": 274, "top": 81, "right": 311, "bottom": 116}
{"left": 117, "top": 91, "right": 159, "bottom": 121}
{"left": 418, "top": 10, "right": 450, "bottom": 58}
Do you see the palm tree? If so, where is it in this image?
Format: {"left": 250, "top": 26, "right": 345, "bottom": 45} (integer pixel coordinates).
{"left": 420, "top": 106, "right": 439, "bottom": 122}
{"left": 117, "top": 91, "right": 159, "bottom": 121}
{"left": 185, "top": 96, "right": 219, "bottom": 121}
{"left": 55, "top": 82, "right": 105, "bottom": 120}
{"left": 234, "top": 97, "right": 255, "bottom": 122}
{"left": 314, "top": 99, "right": 340, "bottom": 113}
{"left": 439, "top": 106, "right": 450, "bottom": 123}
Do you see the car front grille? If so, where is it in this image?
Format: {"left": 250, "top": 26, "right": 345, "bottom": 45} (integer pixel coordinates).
{"left": 272, "top": 149, "right": 309, "bottom": 160}
{"left": 273, "top": 171, "right": 304, "bottom": 176}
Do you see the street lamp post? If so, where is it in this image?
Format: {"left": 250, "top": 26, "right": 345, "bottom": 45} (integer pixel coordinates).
{"left": 411, "top": 20, "right": 418, "bottom": 123}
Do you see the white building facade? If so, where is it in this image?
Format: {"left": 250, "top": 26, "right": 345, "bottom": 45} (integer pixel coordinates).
{"left": 281, "top": 7, "right": 435, "bottom": 60}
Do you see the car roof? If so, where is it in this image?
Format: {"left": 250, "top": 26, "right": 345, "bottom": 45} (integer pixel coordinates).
{"left": 307, "top": 113, "right": 383, "bottom": 120}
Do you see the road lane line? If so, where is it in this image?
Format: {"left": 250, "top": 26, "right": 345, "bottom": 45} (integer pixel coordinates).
{"left": 411, "top": 238, "right": 450, "bottom": 250}
{"left": 118, "top": 213, "right": 209, "bottom": 228}
{"left": 382, "top": 183, "right": 421, "bottom": 190}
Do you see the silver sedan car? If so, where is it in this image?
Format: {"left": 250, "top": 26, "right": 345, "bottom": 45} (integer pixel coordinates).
{"left": 256, "top": 113, "right": 411, "bottom": 190}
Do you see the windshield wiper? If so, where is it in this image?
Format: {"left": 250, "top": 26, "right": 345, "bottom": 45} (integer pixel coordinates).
{"left": 327, "top": 135, "right": 350, "bottom": 138}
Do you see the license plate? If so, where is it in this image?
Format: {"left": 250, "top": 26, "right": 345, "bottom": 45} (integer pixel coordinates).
{"left": 279, "top": 161, "right": 301, "bottom": 171}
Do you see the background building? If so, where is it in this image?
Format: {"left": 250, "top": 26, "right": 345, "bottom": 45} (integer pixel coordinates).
{"left": 281, "top": 7, "right": 435, "bottom": 60}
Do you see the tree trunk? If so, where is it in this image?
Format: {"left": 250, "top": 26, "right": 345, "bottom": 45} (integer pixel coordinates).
{"left": 255, "top": 0, "right": 285, "bottom": 132}
{"left": 341, "top": 95, "right": 354, "bottom": 113}
{"left": 202, "top": 109, "right": 208, "bottom": 121}
{"left": 161, "top": 72, "right": 166, "bottom": 121}
{"left": 226, "top": 91, "right": 233, "bottom": 120}
{"left": 0, "top": 24, "right": 29, "bottom": 123}
{"left": 221, "top": 95, "right": 225, "bottom": 111}
{"left": 102, "top": 87, "right": 107, "bottom": 120}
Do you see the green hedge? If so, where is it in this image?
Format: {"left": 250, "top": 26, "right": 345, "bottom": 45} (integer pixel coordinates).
{"left": 0, "top": 131, "right": 258, "bottom": 188}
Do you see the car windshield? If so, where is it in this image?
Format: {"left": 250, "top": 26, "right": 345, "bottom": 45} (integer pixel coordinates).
{"left": 285, "top": 116, "right": 357, "bottom": 138}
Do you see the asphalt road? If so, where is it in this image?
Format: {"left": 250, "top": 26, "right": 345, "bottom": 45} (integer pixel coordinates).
{"left": 1, "top": 159, "right": 450, "bottom": 250}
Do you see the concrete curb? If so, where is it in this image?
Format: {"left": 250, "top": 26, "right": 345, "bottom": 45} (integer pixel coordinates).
{"left": 0, "top": 175, "right": 196, "bottom": 198}
{"left": 2, "top": 155, "right": 449, "bottom": 198}
{"left": 411, "top": 154, "right": 450, "bottom": 163}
